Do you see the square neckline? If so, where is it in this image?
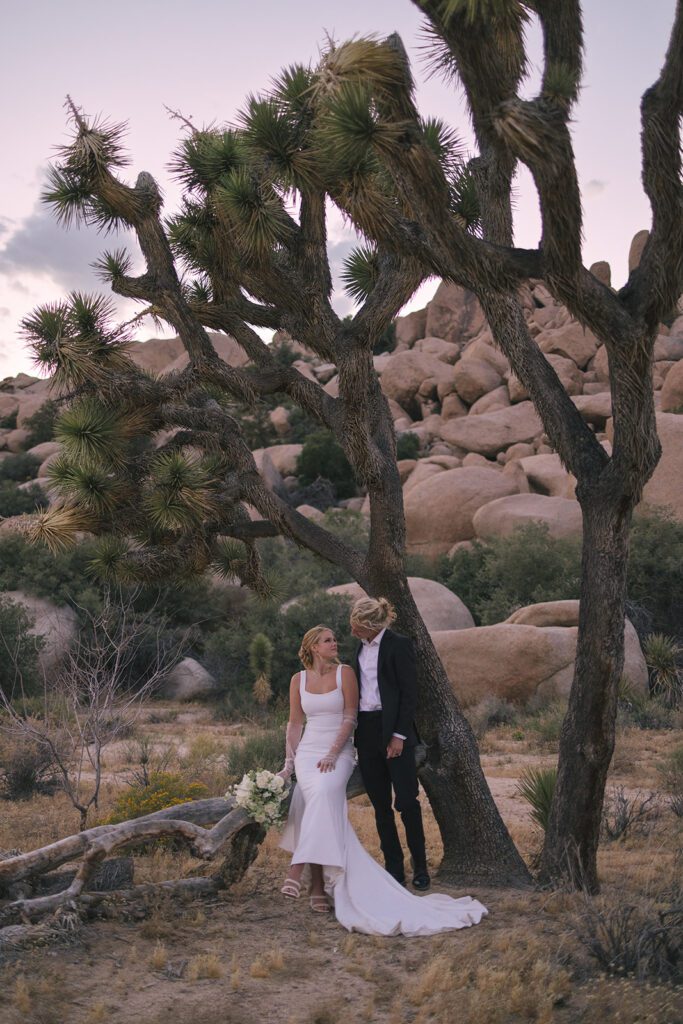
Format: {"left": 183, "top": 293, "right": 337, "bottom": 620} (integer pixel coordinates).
{"left": 301, "top": 666, "right": 342, "bottom": 695}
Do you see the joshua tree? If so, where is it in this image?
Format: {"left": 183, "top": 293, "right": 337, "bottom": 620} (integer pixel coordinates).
{"left": 18, "top": 0, "right": 681, "bottom": 891}
{"left": 18, "top": 80, "right": 528, "bottom": 882}
{"left": 307, "top": 0, "right": 680, "bottom": 891}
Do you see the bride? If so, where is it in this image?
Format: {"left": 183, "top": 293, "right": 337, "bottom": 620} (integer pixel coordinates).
{"left": 278, "top": 624, "right": 488, "bottom": 936}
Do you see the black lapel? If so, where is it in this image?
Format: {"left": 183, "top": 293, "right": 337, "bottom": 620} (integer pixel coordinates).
{"left": 377, "top": 629, "right": 392, "bottom": 689}
{"left": 353, "top": 641, "right": 362, "bottom": 686}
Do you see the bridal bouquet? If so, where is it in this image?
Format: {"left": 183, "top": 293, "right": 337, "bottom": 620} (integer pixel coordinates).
{"left": 228, "top": 769, "right": 289, "bottom": 827}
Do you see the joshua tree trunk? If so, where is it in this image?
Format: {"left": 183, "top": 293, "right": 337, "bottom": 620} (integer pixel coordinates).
{"left": 540, "top": 476, "right": 633, "bottom": 889}
{"left": 346, "top": 352, "right": 530, "bottom": 883}
{"left": 361, "top": 402, "right": 530, "bottom": 883}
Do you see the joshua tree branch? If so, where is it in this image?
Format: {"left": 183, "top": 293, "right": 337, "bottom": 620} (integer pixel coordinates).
{"left": 626, "top": 0, "right": 683, "bottom": 325}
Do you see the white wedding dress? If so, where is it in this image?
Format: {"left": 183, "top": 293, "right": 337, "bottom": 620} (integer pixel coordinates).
{"left": 280, "top": 667, "right": 488, "bottom": 936}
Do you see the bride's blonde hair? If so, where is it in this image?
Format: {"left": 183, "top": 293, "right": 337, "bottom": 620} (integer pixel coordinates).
{"left": 349, "top": 596, "right": 396, "bottom": 632}
{"left": 298, "top": 625, "right": 339, "bottom": 670}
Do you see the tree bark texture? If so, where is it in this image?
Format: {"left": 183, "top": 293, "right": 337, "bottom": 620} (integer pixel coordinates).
{"left": 540, "top": 497, "right": 633, "bottom": 892}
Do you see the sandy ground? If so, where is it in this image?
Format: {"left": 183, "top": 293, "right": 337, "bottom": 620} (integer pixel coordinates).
{"left": 1, "top": 709, "right": 681, "bottom": 1024}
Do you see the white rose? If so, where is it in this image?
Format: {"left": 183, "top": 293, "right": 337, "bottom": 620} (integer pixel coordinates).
{"left": 255, "top": 770, "right": 271, "bottom": 789}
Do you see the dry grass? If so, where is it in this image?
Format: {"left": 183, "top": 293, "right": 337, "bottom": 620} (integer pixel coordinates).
{"left": 187, "top": 952, "right": 223, "bottom": 981}
{"left": 0, "top": 711, "right": 681, "bottom": 1024}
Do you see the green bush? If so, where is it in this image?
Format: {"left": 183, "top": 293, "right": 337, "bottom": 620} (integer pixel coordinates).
{"left": 0, "top": 453, "right": 42, "bottom": 483}
{"left": 0, "top": 595, "right": 43, "bottom": 699}
{"left": 204, "top": 590, "right": 355, "bottom": 701}
{"left": 439, "top": 510, "right": 683, "bottom": 632}
{"left": 396, "top": 433, "right": 421, "bottom": 460}
{"left": 0, "top": 481, "right": 48, "bottom": 517}
{"left": 24, "top": 400, "right": 58, "bottom": 446}
{"left": 0, "top": 533, "right": 101, "bottom": 608}
{"left": 0, "top": 409, "right": 17, "bottom": 430}
{"left": 296, "top": 430, "right": 357, "bottom": 500}
{"left": 441, "top": 523, "right": 582, "bottom": 624}
{"left": 517, "top": 766, "right": 557, "bottom": 831}
{"left": 628, "top": 508, "right": 683, "bottom": 639}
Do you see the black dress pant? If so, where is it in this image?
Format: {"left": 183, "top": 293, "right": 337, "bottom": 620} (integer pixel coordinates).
{"left": 356, "top": 712, "right": 427, "bottom": 882}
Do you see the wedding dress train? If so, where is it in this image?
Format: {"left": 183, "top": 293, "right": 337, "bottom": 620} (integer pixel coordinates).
{"left": 280, "top": 667, "right": 488, "bottom": 937}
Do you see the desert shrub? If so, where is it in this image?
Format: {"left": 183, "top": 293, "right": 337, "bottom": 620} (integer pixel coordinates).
{"left": 0, "top": 480, "right": 48, "bottom": 517}
{"left": 0, "top": 452, "right": 41, "bottom": 483}
{"left": 628, "top": 508, "right": 683, "bottom": 639}
{"left": 0, "top": 409, "right": 17, "bottom": 429}
{"left": 439, "top": 510, "right": 683, "bottom": 631}
{"left": 24, "top": 399, "right": 58, "bottom": 446}
{"left": 0, "top": 595, "right": 43, "bottom": 699}
{"left": 616, "top": 679, "right": 681, "bottom": 731}
{"left": 658, "top": 744, "right": 683, "bottom": 794}
{"left": 517, "top": 766, "right": 557, "bottom": 831}
{"left": 0, "top": 733, "right": 58, "bottom": 800}
{"left": 225, "top": 728, "right": 284, "bottom": 780}
{"left": 526, "top": 701, "right": 567, "bottom": 746}
{"left": 106, "top": 771, "right": 209, "bottom": 823}
{"left": 396, "top": 432, "right": 421, "bottom": 460}
{"left": 440, "top": 522, "right": 582, "bottom": 624}
{"left": 601, "top": 787, "right": 659, "bottom": 841}
{"left": 465, "top": 696, "right": 516, "bottom": 740}
{"left": 296, "top": 430, "right": 357, "bottom": 499}
{"left": 0, "top": 533, "right": 101, "bottom": 608}
{"left": 204, "top": 589, "right": 354, "bottom": 703}
{"left": 644, "top": 633, "right": 682, "bottom": 707}
{"left": 576, "top": 886, "right": 683, "bottom": 983}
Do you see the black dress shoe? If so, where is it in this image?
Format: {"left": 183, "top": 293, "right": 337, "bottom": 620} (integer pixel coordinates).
{"left": 412, "top": 871, "right": 431, "bottom": 891}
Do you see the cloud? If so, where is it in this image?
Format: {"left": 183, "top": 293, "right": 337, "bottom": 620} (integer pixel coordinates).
{"left": 585, "top": 179, "right": 607, "bottom": 198}
{"left": 327, "top": 235, "right": 359, "bottom": 318}
{"left": 0, "top": 200, "right": 137, "bottom": 292}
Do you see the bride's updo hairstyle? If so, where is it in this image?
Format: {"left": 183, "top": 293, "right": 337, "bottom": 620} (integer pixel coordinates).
{"left": 349, "top": 596, "right": 396, "bottom": 633}
{"left": 299, "top": 625, "right": 339, "bottom": 669}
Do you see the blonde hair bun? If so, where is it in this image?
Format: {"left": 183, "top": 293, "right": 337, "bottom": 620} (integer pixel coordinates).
{"left": 349, "top": 596, "right": 396, "bottom": 632}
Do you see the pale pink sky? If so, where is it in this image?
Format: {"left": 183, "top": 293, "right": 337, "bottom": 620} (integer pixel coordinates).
{"left": 0, "top": 1, "right": 677, "bottom": 378}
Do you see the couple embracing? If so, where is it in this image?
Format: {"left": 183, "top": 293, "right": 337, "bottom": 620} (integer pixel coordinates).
{"left": 277, "top": 596, "right": 487, "bottom": 937}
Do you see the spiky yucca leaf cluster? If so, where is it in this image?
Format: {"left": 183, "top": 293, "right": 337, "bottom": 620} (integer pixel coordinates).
{"left": 41, "top": 103, "right": 142, "bottom": 233}
{"left": 144, "top": 451, "right": 217, "bottom": 534}
{"left": 21, "top": 292, "right": 134, "bottom": 390}
{"left": 341, "top": 245, "right": 380, "bottom": 303}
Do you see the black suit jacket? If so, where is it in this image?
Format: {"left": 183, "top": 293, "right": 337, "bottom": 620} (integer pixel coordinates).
{"left": 354, "top": 628, "right": 419, "bottom": 748}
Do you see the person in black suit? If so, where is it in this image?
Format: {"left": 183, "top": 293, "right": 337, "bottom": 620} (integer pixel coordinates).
{"left": 350, "top": 596, "right": 430, "bottom": 890}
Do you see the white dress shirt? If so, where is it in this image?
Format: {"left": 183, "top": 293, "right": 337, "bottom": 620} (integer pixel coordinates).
{"left": 358, "top": 628, "right": 405, "bottom": 740}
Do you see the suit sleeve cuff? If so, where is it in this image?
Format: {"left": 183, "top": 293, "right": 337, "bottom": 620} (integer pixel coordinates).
{"left": 392, "top": 733, "right": 406, "bottom": 740}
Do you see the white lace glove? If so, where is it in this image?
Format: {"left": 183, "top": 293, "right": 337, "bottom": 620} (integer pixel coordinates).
{"left": 317, "top": 712, "right": 357, "bottom": 773}
{"left": 277, "top": 721, "right": 304, "bottom": 780}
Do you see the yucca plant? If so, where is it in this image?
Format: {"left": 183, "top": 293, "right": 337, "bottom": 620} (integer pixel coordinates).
{"left": 644, "top": 634, "right": 682, "bottom": 709}
{"left": 517, "top": 766, "right": 557, "bottom": 832}
{"left": 250, "top": 633, "right": 274, "bottom": 707}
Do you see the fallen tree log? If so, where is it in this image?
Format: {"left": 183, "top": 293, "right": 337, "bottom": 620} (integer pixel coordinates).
{"left": 0, "top": 746, "right": 427, "bottom": 934}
